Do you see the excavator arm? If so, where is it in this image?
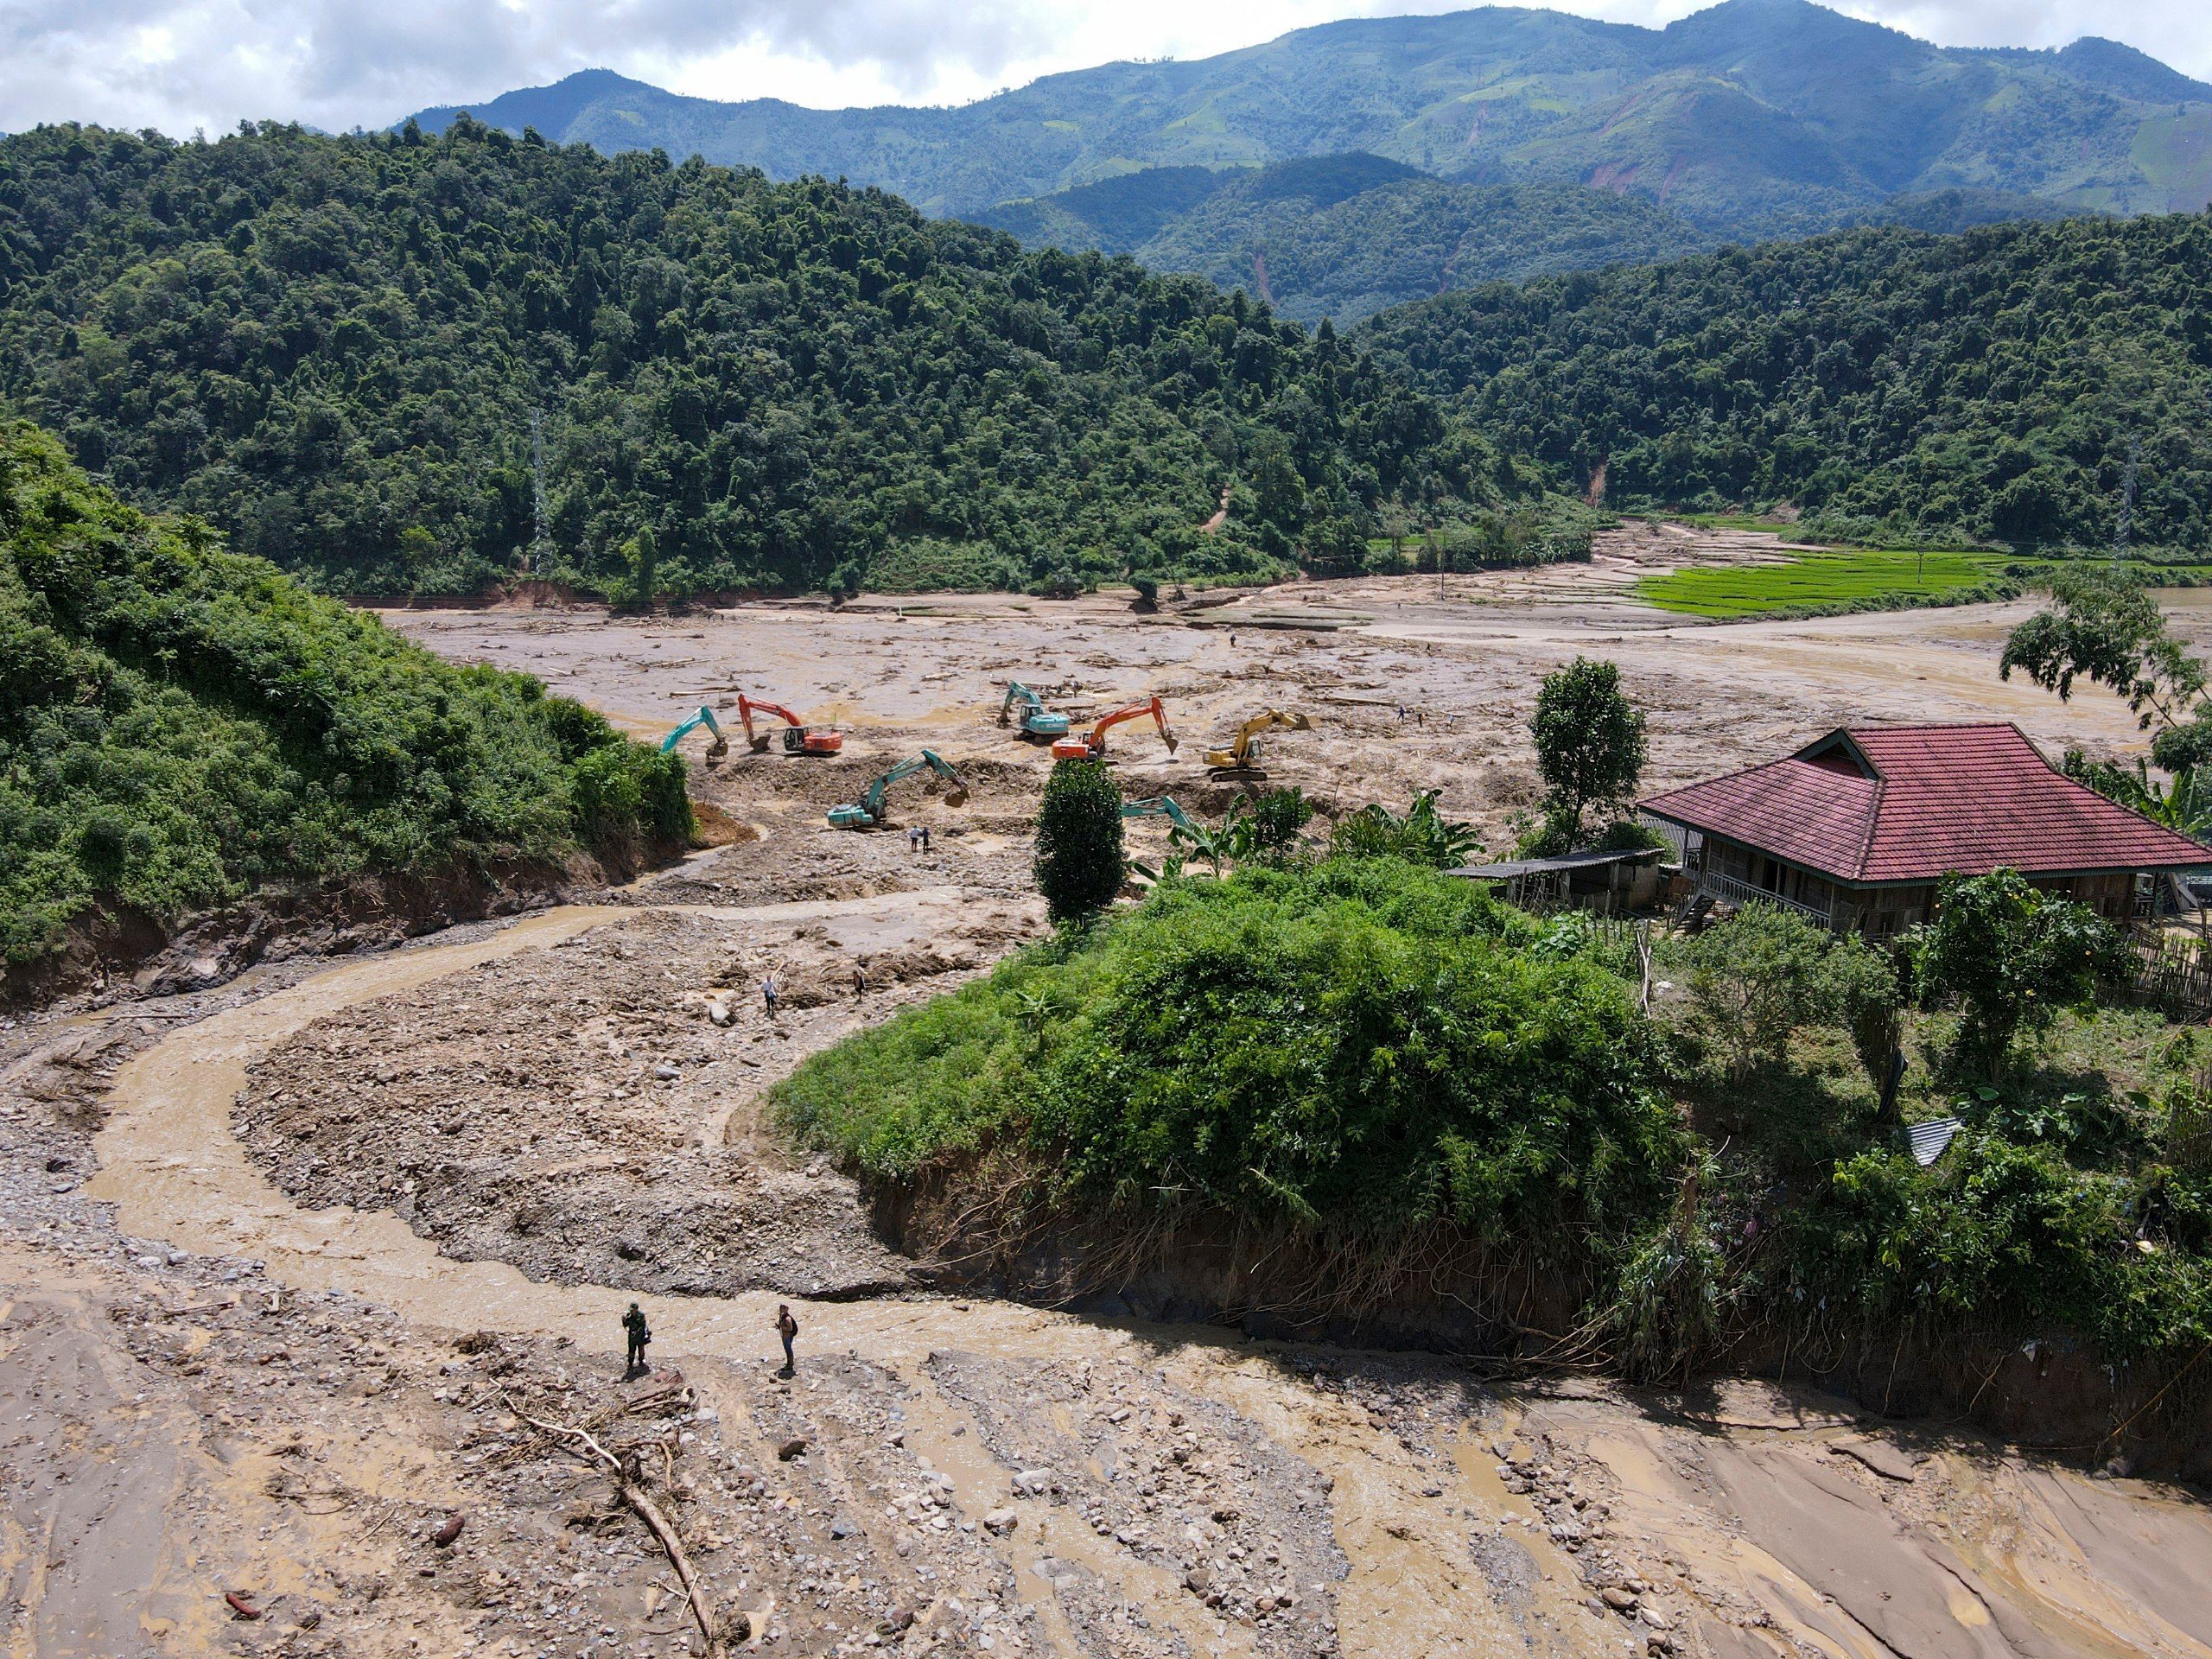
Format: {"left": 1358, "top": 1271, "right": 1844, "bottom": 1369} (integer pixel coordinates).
{"left": 1121, "top": 796, "right": 1198, "bottom": 834}
{"left": 1052, "top": 696, "right": 1177, "bottom": 760}
{"left": 1204, "top": 709, "right": 1309, "bottom": 772}
{"left": 734, "top": 693, "right": 843, "bottom": 755}
{"left": 661, "top": 706, "right": 729, "bottom": 761}
{"left": 736, "top": 694, "right": 801, "bottom": 749}
{"left": 830, "top": 749, "right": 967, "bottom": 829}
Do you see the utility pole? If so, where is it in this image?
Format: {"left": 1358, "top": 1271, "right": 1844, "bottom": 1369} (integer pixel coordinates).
{"left": 530, "top": 410, "right": 552, "bottom": 577}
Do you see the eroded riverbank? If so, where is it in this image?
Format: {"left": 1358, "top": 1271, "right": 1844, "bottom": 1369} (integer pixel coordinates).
{"left": 12, "top": 902, "right": 2196, "bottom": 1659}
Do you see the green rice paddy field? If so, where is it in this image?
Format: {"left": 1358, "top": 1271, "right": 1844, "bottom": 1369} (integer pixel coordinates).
{"left": 1636, "top": 549, "right": 2016, "bottom": 618}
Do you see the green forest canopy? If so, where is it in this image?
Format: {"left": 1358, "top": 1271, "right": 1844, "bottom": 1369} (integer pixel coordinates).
{"left": 0, "top": 119, "right": 1522, "bottom": 600}
{"left": 1354, "top": 213, "right": 2212, "bottom": 553}
{"left": 0, "top": 417, "right": 686, "bottom": 966}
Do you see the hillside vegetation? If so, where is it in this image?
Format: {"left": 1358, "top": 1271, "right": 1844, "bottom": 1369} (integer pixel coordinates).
{"left": 0, "top": 121, "right": 1516, "bottom": 599}
{"left": 776, "top": 860, "right": 1681, "bottom": 1245}
{"left": 776, "top": 852, "right": 2212, "bottom": 1397}
{"left": 410, "top": 2, "right": 2212, "bottom": 236}
{"left": 1357, "top": 213, "right": 2212, "bottom": 551}
{"left": 981, "top": 160, "right": 1714, "bottom": 327}
{"left": 0, "top": 419, "right": 685, "bottom": 974}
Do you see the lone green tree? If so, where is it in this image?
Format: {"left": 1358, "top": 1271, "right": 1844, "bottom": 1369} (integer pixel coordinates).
{"left": 1034, "top": 760, "right": 1126, "bottom": 925}
{"left": 2002, "top": 565, "right": 2212, "bottom": 772}
{"left": 1917, "top": 868, "right": 2127, "bottom": 1081}
{"left": 1530, "top": 658, "right": 1647, "bottom": 849}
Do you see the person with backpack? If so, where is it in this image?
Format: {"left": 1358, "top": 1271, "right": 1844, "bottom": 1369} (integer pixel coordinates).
{"left": 622, "top": 1302, "right": 651, "bottom": 1378}
{"left": 775, "top": 1304, "right": 798, "bottom": 1376}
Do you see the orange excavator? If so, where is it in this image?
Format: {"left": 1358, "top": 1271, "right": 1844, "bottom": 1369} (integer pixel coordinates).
{"left": 737, "top": 693, "right": 843, "bottom": 756}
{"left": 1051, "top": 696, "right": 1179, "bottom": 762}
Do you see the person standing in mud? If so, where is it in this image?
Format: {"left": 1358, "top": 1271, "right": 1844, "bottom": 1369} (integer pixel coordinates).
{"left": 775, "top": 1304, "right": 798, "bottom": 1376}
{"left": 761, "top": 973, "right": 778, "bottom": 1018}
{"left": 622, "top": 1301, "right": 651, "bottom": 1378}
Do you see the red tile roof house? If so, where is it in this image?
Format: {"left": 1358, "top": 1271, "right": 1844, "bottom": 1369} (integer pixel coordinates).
{"left": 1638, "top": 724, "right": 2212, "bottom": 937}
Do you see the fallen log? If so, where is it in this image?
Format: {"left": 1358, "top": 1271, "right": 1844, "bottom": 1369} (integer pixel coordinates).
{"left": 503, "top": 1390, "right": 731, "bottom": 1655}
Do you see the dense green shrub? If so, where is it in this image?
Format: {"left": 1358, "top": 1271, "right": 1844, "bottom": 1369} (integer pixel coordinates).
{"left": 1327, "top": 791, "right": 1483, "bottom": 868}
{"left": 775, "top": 858, "right": 1683, "bottom": 1246}
{"left": 1916, "top": 869, "right": 2129, "bottom": 1079}
{"left": 1796, "top": 1135, "right": 2212, "bottom": 1359}
{"left": 0, "top": 418, "right": 687, "bottom": 964}
{"left": 1033, "top": 760, "right": 1125, "bottom": 925}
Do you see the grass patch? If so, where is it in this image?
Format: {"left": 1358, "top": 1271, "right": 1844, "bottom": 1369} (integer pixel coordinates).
{"left": 1637, "top": 548, "right": 2016, "bottom": 618}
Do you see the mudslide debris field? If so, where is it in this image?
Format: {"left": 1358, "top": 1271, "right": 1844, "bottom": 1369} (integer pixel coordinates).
{"left": 8, "top": 531, "right": 2212, "bottom": 1658}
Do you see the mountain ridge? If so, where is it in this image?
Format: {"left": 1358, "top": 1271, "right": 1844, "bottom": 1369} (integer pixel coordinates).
{"left": 400, "top": 1, "right": 2212, "bottom": 234}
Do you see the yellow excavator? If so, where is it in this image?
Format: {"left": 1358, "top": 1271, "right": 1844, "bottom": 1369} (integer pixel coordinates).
{"left": 1205, "top": 709, "right": 1309, "bottom": 779}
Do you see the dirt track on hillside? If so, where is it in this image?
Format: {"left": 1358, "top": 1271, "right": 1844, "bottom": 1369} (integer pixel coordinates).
{"left": 10, "top": 525, "right": 2212, "bottom": 1657}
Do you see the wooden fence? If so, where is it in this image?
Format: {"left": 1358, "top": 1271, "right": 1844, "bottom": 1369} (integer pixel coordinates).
{"left": 2130, "top": 925, "right": 2212, "bottom": 1020}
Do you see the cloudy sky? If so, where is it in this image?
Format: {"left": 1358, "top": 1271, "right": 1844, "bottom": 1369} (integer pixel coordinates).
{"left": 2, "top": 0, "right": 2207, "bottom": 138}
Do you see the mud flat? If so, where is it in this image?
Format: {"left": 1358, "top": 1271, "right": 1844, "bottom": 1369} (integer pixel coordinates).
{"left": 382, "top": 524, "right": 2211, "bottom": 861}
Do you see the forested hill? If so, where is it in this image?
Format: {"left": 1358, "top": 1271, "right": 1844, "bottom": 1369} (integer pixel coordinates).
{"left": 0, "top": 121, "right": 1513, "bottom": 600}
{"left": 0, "top": 418, "right": 686, "bottom": 992}
{"left": 1353, "top": 213, "right": 2212, "bottom": 552}
{"left": 976, "top": 160, "right": 1716, "bottom": 327}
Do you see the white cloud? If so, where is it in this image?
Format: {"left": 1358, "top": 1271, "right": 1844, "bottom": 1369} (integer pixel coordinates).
{"left": 0, "top": 0, "right": 2206, "bottom": 138}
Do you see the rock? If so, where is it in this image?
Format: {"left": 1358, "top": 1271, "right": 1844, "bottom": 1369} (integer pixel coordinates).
{"left": 829, "top": 1516, "right": 857, "bottom": 1540}
{"left": 1833, "top": 1439, "right": 1919, "bottom": 1483}
{"left": 1602, "top": 1588, "right": 1639, "bottom": 1612}
{"left": 1012, "top": 1469, "right": 1054, "bottom": 1497}
{"left": 432, "top": 1512, "right": 466, "bottom": 1548}
{"left": 653, "top": 1063, "right": 680, "bottom": 1081}
{"left": 1184, "top": 1567, "right": 1211, "bottom": 1596}
{"left": 883, "top": 1607, "right": 915, "bottom": 1633}
{"left": 982, "top": 1508, "right": 1019, "bottom": 1535}
{"left": 777, "top": 1438, "right": 807, "bottom": 1461}
{"left": 1211, "top": 1505, "right": 1239, "bottom": 1523}
{"left": 1639, "top": 1605, "right": 1672, "bottom": 1630}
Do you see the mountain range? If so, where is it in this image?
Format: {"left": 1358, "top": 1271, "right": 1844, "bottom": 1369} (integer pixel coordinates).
{"left": 404, "top": 0, "right": 2212, "bottom": 320}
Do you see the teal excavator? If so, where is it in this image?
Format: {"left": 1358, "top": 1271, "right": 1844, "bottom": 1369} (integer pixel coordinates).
{"left": 828, "top": 750, "right": 968, "bottom": 829}
{"left": 661, "top": 706, "right": 729, "bottom": 762}
{"left": 1121, "top": 796, "right": 1198, "bottom": 834}
{"left": 998, "top": 682, "right": 1072, "bottom": 739}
